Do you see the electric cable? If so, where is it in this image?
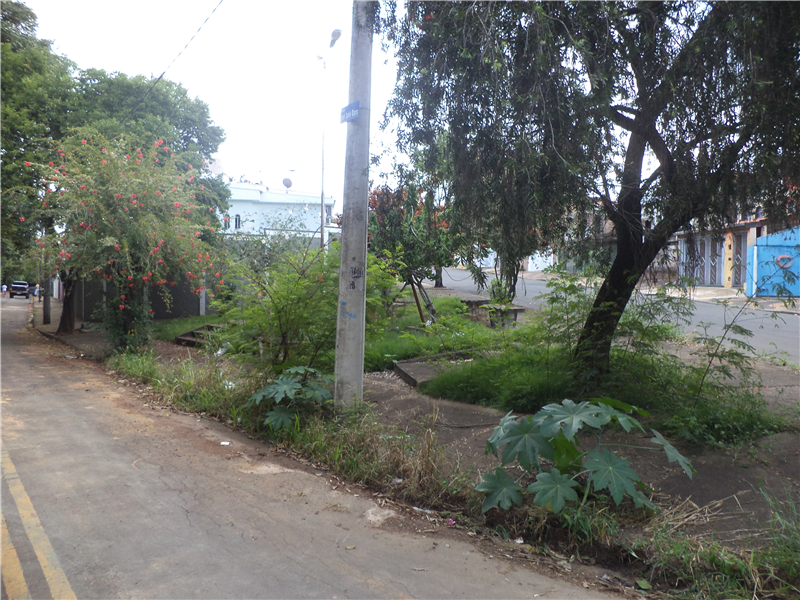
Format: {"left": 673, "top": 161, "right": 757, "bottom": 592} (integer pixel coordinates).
{"left": 120, "top": 0, "right": 225, "bottom": 123}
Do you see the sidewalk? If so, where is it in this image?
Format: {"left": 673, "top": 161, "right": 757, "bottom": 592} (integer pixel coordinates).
{"left": 512, "top": 268, "right": 800, "bottom": 314}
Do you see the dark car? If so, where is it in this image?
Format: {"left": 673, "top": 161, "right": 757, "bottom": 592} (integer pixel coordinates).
{"left": 9, "top": 281, "right": 29, "bottom": 299}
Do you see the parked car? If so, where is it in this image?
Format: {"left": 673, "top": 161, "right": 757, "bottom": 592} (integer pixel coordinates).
{"left": 9, "top": 281, "right": 29, "bottom": 299}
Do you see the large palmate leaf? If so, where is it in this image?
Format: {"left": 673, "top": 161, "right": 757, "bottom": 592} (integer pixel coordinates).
{"left": 585, "top": 449, "right": 640, "bottom": 505}
{"left": 265, "top": 375, "right": 303, "bottom": 403}
{"left": 594, "top": 403, "right": 646, "bottom": 434}
{"left": 265, "top": 406, "right": 297, "bottom": 431}
{"left": 499, "top": 418, "right": 554, "bottom": 470}
{"left": 527, "top": 469, "right": 579, "bottom": 513}
{"left": 534, "top": 399, "right": 611, "bottom": 440}
{"left": 302, "top": 382, "right": 332, "bottom": 404}
{"left": 550, "top": 431, "right": 584, "bottom": 472}
{"left": 476, "top": 467, "right": 524, "bottom": 513}
{"left": 486, "top": 411, "right": 517, "bottom": 457}
{"left": 589, "top": 397, "right": 649, "bottom": 417}
{"left": 650, "top": 430, "right": 695, "bottom": 479}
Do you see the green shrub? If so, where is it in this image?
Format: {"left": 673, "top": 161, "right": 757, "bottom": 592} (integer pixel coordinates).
{"left": 476, "top": 399, "right": 694, "bottom": 514}
{"left": 215, "top": 241, "right": 397, "bottom": 371}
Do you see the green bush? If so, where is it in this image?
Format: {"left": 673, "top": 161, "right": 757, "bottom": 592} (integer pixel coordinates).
{"left": 215, "top": 240, "right": 397, "bottom": 371}
{"left": 476, "top": 399, "right": 694, "bottom": 514}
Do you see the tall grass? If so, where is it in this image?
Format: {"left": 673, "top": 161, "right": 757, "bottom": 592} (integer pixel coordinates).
{"left": 106, "top": 349, "right": 261, "bottom": 423}
{"left": 364, "top": 296, "right": 510, "bottom": 372}
{"left": 150, "top": 314, "right": 225, "bottom": 342}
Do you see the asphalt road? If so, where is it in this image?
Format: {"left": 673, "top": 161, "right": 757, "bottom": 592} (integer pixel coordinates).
{"left": 435, "top": 268, "right": 800, "bottom": 366}
{"left": 0, "top": 298, "right": 601, "bottom": 600}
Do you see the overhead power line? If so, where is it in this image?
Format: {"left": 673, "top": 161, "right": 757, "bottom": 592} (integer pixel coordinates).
{"left": 121, "top": 0, "right": 225, "bottom": 123}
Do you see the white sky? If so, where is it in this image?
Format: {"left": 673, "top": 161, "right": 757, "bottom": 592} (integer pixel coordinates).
{"left": 24, "top": 0, "right": 401, "bottom": 212}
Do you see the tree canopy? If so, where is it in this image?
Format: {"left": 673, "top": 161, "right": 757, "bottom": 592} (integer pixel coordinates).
{"left": 1, "top": 1, "right": 229, "bottom": 283}
{"left": 30, "top": 132, "right": 219, "bottom": 347}
{"left": 384, "top": 1, "right": 800, "bottom": 371}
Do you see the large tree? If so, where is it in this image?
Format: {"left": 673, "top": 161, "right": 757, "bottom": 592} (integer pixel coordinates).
{"left": 384, "top": 1, "right": 800, "bottom": 372}
{"left": 1, "top": 1, "right": 75, "bottom": 281}
{"left": 1, "top": 2, "right": 229, "bottom": 330}
{"left": 31, "top": 131, "right": 219, "bottom": 347}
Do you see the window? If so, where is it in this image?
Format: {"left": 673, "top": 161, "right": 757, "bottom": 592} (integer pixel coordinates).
{"left": 325, "top": 206, "right": 332, "bottom": 225}
{"left": 234, "top": 214, "right": 241, "bottom": 229}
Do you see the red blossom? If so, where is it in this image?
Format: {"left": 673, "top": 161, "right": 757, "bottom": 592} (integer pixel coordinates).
{"left": 119, "top": 305, "right": 125, "bottom": 310}
{"left": 19, "top": 217, "right": 24, "bottom": 222}
{"left": 25, "top": 161, "right": 30, "bottom": 166}
{"left": 81, "top": 139, "right": 87, "bottom": 145}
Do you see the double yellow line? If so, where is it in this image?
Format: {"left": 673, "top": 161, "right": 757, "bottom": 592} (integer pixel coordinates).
{"left": 1, "top": 444, "right": 76, "bottom": 600}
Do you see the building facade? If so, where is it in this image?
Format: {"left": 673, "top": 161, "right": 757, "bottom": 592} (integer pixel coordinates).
{"left": 222, "top": 183, "right": 340, "bottom": 246}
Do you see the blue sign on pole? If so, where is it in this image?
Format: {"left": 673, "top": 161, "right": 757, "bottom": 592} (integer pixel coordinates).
{"left": 340, "top": 101, "right": 359, "bottom": 123}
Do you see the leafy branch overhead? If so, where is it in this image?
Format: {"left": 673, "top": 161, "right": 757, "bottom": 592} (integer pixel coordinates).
{"left": 383, "top": 1, "right": 800, "bottom": 373}
{"left": 479, "top": 399, "right": 694, "bottom": 514}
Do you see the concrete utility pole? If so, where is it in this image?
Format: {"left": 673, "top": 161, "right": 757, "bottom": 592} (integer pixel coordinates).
{"left": 334, "top": 1, "right": 374, "bottom": 407}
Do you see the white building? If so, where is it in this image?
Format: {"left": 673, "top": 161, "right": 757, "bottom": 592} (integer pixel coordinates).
{"left": 221, "top": 182, "right": 340, "bottom": 246}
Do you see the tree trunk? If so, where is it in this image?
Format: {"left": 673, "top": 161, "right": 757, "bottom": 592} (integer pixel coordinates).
{"left": 55, "top": 271, "right": 77, "bottom": 335}
{"left": 573, "top": 251, "right": 642, "bottom": 374}
{"left": 434, "top": 266, "right": 444, "bottom": 288}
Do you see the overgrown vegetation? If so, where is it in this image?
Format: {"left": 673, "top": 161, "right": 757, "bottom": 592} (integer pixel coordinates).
{"left": 103, "top": 246, "right": 797, "bottom": 598}
{"left": 151, "top": 314, "right": 225, "bottom": 342}
{"left": 421, "top": 269, "right": 791, "bottom": 448}
{"left": 477, "top": 399, "right": 693, "bottom": 514}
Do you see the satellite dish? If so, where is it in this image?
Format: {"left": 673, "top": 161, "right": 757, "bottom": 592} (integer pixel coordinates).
{"left": 282, "top": 178, "right": 292, "bottom": 192}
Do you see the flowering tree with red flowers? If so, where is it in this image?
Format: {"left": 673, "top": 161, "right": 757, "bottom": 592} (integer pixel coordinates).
{"left": 368, "top": 182, "right": 456, "bottom": 323}
{"left": 30, "top": 130, "right": 223, "bottom": 350}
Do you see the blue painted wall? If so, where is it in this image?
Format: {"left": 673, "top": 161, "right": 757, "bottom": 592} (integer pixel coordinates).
{"left": 746, "top": 226, "right": 800, "bottom": 297}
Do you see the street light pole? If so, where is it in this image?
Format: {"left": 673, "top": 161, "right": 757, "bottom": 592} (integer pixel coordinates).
{"left": 334, "top": 1, "right": 373, "bottom": 407}
{"left": 319, "top": 29, "right": 342, "bottom": 250}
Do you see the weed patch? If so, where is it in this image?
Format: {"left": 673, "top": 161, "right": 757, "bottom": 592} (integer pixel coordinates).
{"left": 151, "top": 314, "right": 225, "bottom": 342}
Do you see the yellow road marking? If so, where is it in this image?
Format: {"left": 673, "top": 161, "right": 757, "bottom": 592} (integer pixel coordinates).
{"left": 1, "top": 511, "right": 32, "bottom": 599}
{"left": 1, "top": 445, "right": 76, "bottom": 600}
